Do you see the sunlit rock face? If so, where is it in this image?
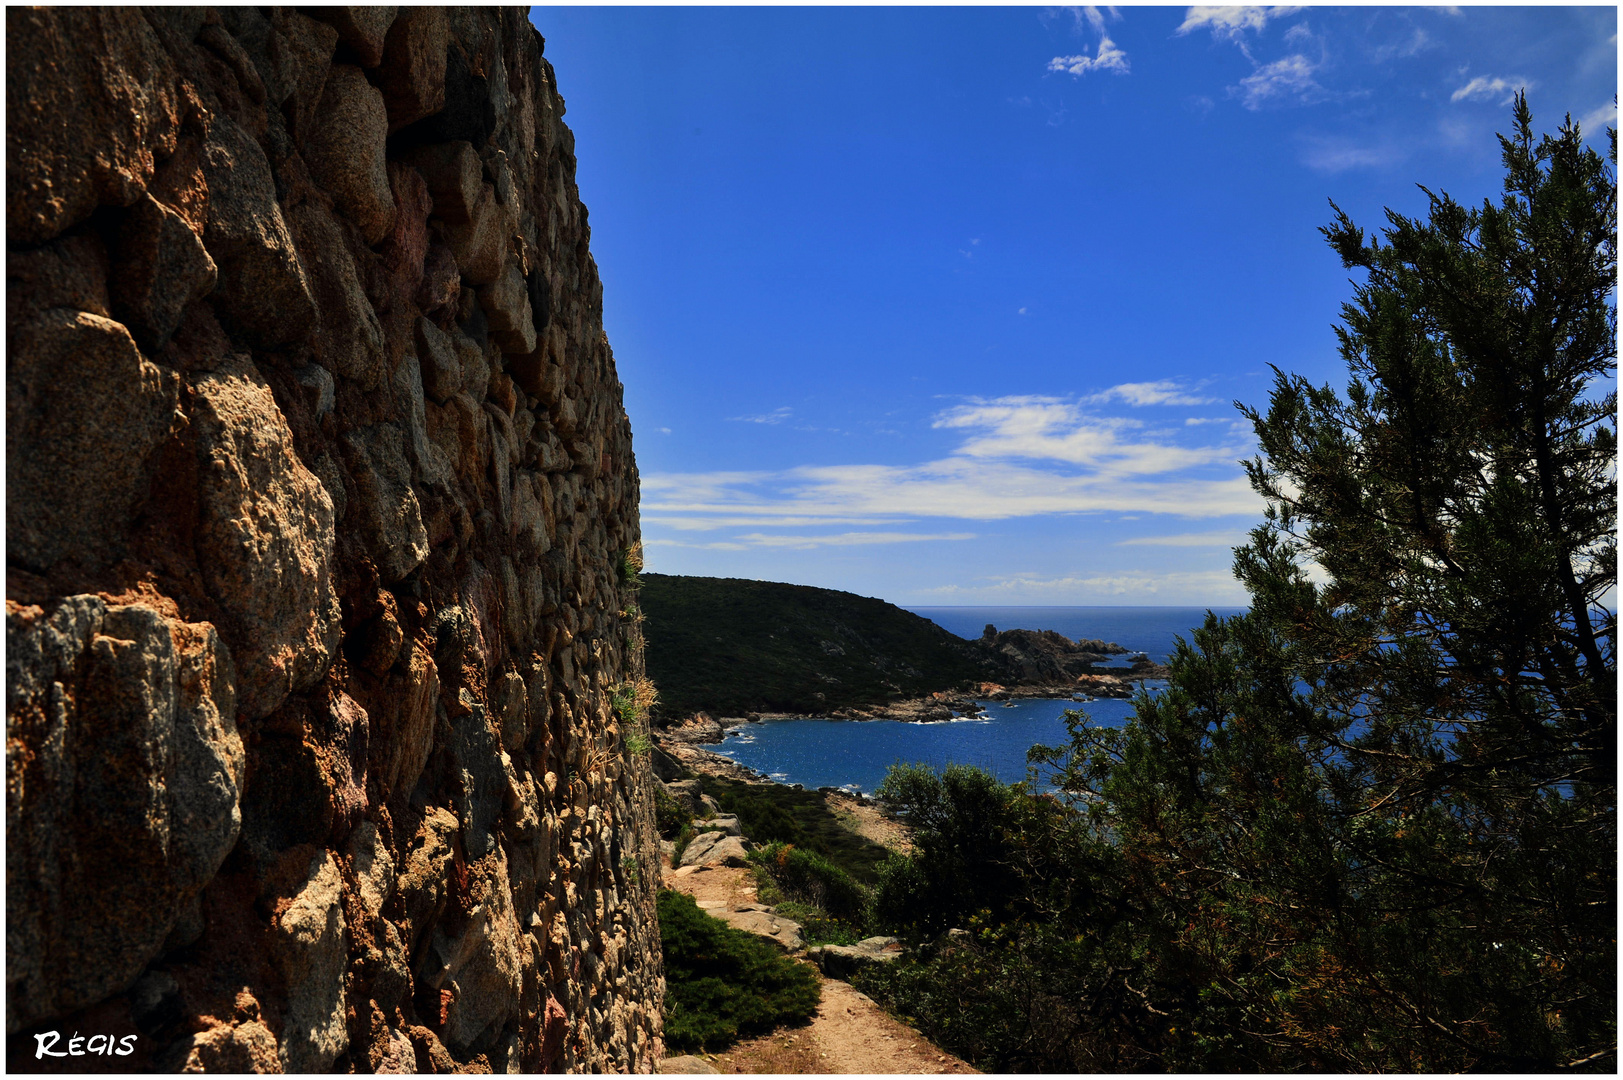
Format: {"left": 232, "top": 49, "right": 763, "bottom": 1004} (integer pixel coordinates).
{"left": 6, "top": 7, "right": 662, "bottom": 1072}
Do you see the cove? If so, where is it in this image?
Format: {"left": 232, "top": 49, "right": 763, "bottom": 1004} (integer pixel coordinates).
{"left": 709, "top": 692, "right": 1162, "bottom": 795}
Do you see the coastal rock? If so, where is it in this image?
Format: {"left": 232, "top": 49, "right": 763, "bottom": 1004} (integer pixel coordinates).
{"left": 679, "top": 832, "right": 752, "bottom": 869}
{"left": 661, "top": 1055, "right": 720, "bottom": 1074}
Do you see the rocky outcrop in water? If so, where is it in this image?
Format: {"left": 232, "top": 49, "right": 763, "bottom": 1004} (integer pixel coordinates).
{"left": 7, "top": 7, "right": 661, "bottom": 1072}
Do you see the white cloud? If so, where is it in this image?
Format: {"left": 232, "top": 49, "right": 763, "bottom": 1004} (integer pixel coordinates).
{"left": 1450, "top": 75, "right": 1533, "bottom": 105}
{"left": 642, "top": 452, "right": 1259, "bottom": 526}
{"left": 1177, "top": 6, "right": 1302, "bottom": 42}
{"left": 1236, "top": 53, "right": 1322, "bottom": 109}
{"left": 731, "top": 406, "right": 794, "bottom": 424}
{"left": 1116, "top": 529, "right": 1251, "bottom": 547}
{"left": 1049, "top": 34, "right": 1130, "bottom": 76}
{"left": 1580, "top": 101, "right": 1618, "bottom": 137}
{"left": 1087, "top": 380, "right": 1217, "bottom": 407}
{"left": 649, "top": 531, "right": 976, "bottom": 551}
{"left": 917, "top": 569, "right": 1249, "bottom": 604}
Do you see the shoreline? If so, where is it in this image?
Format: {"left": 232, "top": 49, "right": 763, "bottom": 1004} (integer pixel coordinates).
{"left": 655, "top": 674, "right": 1167, "bottom": 793}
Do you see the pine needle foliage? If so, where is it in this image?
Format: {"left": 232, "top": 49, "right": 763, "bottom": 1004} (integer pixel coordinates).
{"left": 1044, "top": 96, "right": 1616, "bottom": 1072}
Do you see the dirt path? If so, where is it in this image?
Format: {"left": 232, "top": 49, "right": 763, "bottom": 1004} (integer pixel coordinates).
{"left": 662, "top": 866, "right": 975, "bottom": 1075}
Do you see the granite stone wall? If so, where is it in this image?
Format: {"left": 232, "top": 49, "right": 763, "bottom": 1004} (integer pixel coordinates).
{"left": 6, "top": 7, "right": 663, "bottom": 1071}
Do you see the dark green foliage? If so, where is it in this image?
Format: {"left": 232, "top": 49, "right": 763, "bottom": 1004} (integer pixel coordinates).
{"left": 652, "top": 783, "right": 691, "bottom": 840}
{"left": 857, "top": 102, "right": 1617, "bottom": 1073}
{"left": 640, "top": 574, "right": 1003, "bottom": 716}
{"left": 699, "top": 775, "right": 895, "bottom": 883}
{"left": 750, "top": 842, "right": 870, "bottom": 924}
{"left": 1037, "top": 99, "right": 1616, "bottom": 1072}
{"left": 853, "top": 921, "right": 1151, "bottom": 1074}
{"left": 658, "top": 890, "right": 822, "bottom": 1052}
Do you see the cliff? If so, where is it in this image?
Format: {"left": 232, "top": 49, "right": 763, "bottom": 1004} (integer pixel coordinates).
{"left": 7, "top": 7, "right": 662, "bottom": 1072}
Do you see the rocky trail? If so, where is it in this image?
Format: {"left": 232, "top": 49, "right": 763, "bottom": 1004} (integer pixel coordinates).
{"left": 658, "top": 865, "right": 975, "bottom": 1076}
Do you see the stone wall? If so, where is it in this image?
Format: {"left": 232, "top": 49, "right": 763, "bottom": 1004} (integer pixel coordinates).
{"left": 6, "top": 7, "right": 663, "bottom": 1072}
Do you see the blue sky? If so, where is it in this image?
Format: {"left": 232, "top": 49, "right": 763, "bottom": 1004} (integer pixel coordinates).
{"left": 531, "top": 5, "right": 1617, "bottom": 606}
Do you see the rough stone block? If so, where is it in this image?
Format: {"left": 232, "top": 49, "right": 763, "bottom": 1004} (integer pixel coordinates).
{"left": 444, "top": 182, "right": 509, "bottom": 285}
{"left": 304, "top": 65, "right": 396, "bottom": 245}
{"left": 378, "top": 7, "right": 447, "bottom": 131}
{"left": 400, "top": 140, "right": 481, "bottom": 222}
{"left": 415, "top": 314, "right": 463, "bottom": 402}
{"left": 188, "top": 354, "right": 342, "bottom": 719}
{"left": 480, "top": 262, "right": 537, "bottom": 354}
{"left": 201, "top": 114, "right": 316, "bottom": 347}
{"left": 340, "top": 422, "right": 431, "bottom": 584}
{"left": 288, "top": 199, "right": 387, "bottom": 389}
{"left": 272, "top": 850, "right": 350, "bottom": 1072}
{"left": 109, "top": 192, "right": 217, "bottom": 351}
{"left": 6, "top": 310, "right": 179, "bottom": 573}
{"left": 7, "top": 7, "right": 179, "bottom": 245}
{"left": 5, "top": 599, "right": 244, "bottom": 1031}
{"left": 309, "top": 6, "right": 397, "bottom": 68}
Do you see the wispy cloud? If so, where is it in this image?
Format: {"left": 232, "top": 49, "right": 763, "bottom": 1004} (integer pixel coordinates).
{"left": 1450, "top": 75, "right": 1533, "bottom": 104}
{"left": 917, "top": 569, "right": 1248, "bottom": 604}
{"left": 1236, "top": 53, "right": 1323, "bottom": 109}
{"left": 649, "top": 531, "right": 976, "bottom": 552}
{"left": 1086, "top": 380, "right": 1217, "bottom": 407}
{"left": 730, "top": 406, "right": 794, "bottom": 425}
{"left": 1299, "top": 135, "right": 1403, "bottom": 173}
{"left": 1580, "top": 100, "right": 1617, "bottom": 137}
{"left": 1177, "top": 6, "right": 1302, "bottom": 43}
{"left": 1117, "top": 529, "right": 1251, "bottom": 547}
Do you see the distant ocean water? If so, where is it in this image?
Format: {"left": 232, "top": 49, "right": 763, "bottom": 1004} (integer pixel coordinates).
{"left": 711, "top": 606, "right": 1245, "bottom": 793}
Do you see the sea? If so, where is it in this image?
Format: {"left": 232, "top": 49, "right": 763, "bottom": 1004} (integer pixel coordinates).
{"left": 708, "top": 605, "right": 1246, "bottom": 795}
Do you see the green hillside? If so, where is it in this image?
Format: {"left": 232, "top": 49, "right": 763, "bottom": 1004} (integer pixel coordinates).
{"left": 639, "top": 574, "right": 1000, "bottom": 717}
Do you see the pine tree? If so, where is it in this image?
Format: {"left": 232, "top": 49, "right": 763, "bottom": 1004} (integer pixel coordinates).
{"left": 1049, "top": 97, "right": 1616, "bottom": 1071}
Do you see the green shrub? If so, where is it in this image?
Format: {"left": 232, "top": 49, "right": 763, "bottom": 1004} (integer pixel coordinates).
{"left": 659, "top": 889, "right": 821, "bottom": 1052}
{"left": 853, "top": 921, "right": 1124, "bottom": 1073}
{"left": 653, "top": 784, "right": 691, "bottom": 840}
{"left": 750, "top": 842, "right": 870, "bottom": 924}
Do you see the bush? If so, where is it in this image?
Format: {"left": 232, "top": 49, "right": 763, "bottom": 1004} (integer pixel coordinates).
{"left": 659, "top": 890, "right": 822, "bottom": 1052}
{"left": 653, "top": 784, "right": 691, "bottom": 840}
{"left": 750, "top": 842, "right": 870, "bottom": 924}
{"left": 853, "top": 921, "right": 1140, "bottom": 1073}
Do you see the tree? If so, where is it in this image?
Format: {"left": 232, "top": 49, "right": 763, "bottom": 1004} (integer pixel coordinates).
{"left": 1044, "top": 98, "right": 1616, "bottom": 1071}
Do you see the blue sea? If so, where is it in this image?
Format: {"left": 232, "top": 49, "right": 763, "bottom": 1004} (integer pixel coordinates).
{"left": 710, "top": 605, "right": 1244, "bottom": 794}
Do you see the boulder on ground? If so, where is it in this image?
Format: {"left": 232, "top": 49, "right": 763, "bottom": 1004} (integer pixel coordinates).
{"left": 679, "top": 832, "right": 751, "bottom": 869}
{"left": 808, "top": 937, "right": 904, "bottom": 980}
{"left": 660, "top": 1055, "right": 719, "bottom": 1074}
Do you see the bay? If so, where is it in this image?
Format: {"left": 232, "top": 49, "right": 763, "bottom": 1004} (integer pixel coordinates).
{"left": 709, "top": 606, "right": 1243, "bottom": 794}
